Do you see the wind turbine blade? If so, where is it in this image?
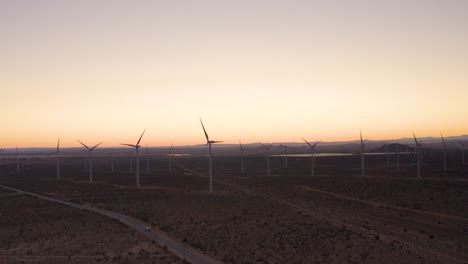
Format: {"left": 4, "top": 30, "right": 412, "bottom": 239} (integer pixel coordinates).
{"left": 440, "top": 133, "right": 446, "bottom": 146}
{"left": 412, "top": 131, "right": 419, "bottom": 145}
{"left": 312, "top": 141, "right": 321, "bottom": 148}
{"left": 199, "top": 118, "right": 209, "bottom": 141}
{"left": 302, "top": 137, "right": 313, "bottom": 148}
{"left": 77, "top": 140, "right": 90, "bottom": 150}
{"left": 259, "top": 142, "right": 267, "bottom": 149}
{"left": 90, "top": 142, "right": 103, "bottom": 151}
{"left": 211, "top": 140, "right": 223, "bottom": 143}
{"left": 121, "top": 143, "right": 136, "bottom": 147}
{"left": 360, "top": 129, "right": 363, "bottom": 145}
{"left": 57, "top": 138, "right": 60, "bottom": 151}
{"left": 239, "top": 141, "right": 244, "bottom": 152}
{"left": 136, "top": 129, "right": 146, "bottom": 146}
{"left": 169, "top": 144, "right": 173, "bottom": 153}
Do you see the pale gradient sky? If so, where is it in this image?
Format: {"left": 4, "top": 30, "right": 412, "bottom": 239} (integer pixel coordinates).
{"left": 1, "top": 0, "right": 468, "bottom": 148}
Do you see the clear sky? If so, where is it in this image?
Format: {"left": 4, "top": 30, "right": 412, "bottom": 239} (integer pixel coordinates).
{"left": 2, "top": 0, "right": 468, "bottom": 148}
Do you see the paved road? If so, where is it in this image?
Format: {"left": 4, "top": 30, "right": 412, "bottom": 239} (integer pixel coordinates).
{"left": 0, "top": 185, "right": 223, "bottom": 264}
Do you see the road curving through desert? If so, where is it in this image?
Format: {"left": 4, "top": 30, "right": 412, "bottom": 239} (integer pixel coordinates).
{"left": 0, "top": 184, "right": 223, "bottom": 264}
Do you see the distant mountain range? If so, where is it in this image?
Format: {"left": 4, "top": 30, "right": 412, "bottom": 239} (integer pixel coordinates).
{"left": 1, "top": 135, "right": 466, "bottom": 156}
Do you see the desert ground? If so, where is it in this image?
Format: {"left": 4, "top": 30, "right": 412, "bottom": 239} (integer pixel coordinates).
{"left": 1, "top": 150, "right": 467, "bottom": 263}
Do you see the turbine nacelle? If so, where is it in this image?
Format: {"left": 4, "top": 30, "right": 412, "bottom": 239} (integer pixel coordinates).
{"left": 121, "top": 129, "right": 146, "bottom": 149}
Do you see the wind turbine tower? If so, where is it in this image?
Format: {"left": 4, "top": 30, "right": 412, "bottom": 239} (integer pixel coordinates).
{"left": 16, "top": 146, "right": 19, "bottom": 173}
{"left": 283, "top": 144, "right": 288, "bottom": 169}
{"left": 413, "top": 132, "right": 422, "bottom": 178}
{"left": 459, "top": 141, "right": 466, "bottom": 164}
{"left": 146, "top": 144, "right": 150, "bottom": 174}
{"left": 302, "top": 138, "right": 320, "bottom": 176}
{"left": 168, "top": 144, "right": 173, "bottom": 174}
{"left": 121, "top": 129, "right": 146, "bottom": 188}
{"left": 77, "top": 140, "right": 103, "bottom": 183}
{"left": 259, "top": 143, "right": 273, "bottom": 176}
{"left": 111, "top": 147, "right": 114, "bottom": 173}
{"left": 239, "top": 141, "right": 245, "bottom": 173}
{"left": 200, "top": 119, "right": 223, "bottom": 193}
{"left": 360, "top": 130, "right": 365, "bottom": 177}
{"left": 441, "top": 133, "right": 447, "bottom": 171}
{"left": 51, "top": 138, "right": 61, "bottom": 180}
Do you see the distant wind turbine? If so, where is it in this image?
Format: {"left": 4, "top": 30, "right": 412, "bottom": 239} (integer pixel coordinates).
{"left": 111, "top": 147, "right": 114, "bottom": 173}
{"left": 302, "top": 138, "right": 320, "bottom": 176}
{"left": 360, "top": 130, "right": 365, "bottom": 177}
{"left": 16, "top": 146, "right": 20, "bottom": 173}
{"left": 146, "top": 144, "right": 150, "bottom": 174}
{"left": 50, "top": 138, "right": 61, "bottom": 180}
{"left": 168, "top": 144, "right": 173, "bottom": 174}
{"left": 282, "top": 144, "right": 288, "bottom": 168}
{"left": 121, "top": 129, "right": 146, "bottom": 188}
{"left": 441, "top": 133, "right": 447, "bottom": 171}
{"left": 77, "top": 140, "right": 103, "bottom": 183}
{"left": 413, "top": 132, "right": 422, "bottom": 178}
{"left": 200, "top": 119, "right": 222, "bottom": 193}
{"left": 459, "top": 141, "right": 466, "bottom": 165}
{"left": 385, "top": 143, "right": 389, "bottom": 168}
{"left": 239, "top": 141, "right": 245, "bottom": 173}
{"left": 396, "top": 140, "right": 400, "bottom": 172}
{"left": 259, "top": 143, "right": 273, "bottom": 176}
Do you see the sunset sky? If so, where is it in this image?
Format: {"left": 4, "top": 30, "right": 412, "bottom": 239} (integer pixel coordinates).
{"left": 2, "top": 0, "right": 468, "bottom": 148}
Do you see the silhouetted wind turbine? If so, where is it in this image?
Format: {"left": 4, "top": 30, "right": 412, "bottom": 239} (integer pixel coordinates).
{"left": 281, "top": 144, "right": 288, "bottom": 168}
{"left": 441, "top": 133, "right": 447, "bottom": 171}
{"left": 168, "top": 144, "right": 174, "bottom": 174}
{"left": 459, "top": 141, "right": 466, "bottom": 165}
{"left": 385, "top": 143, "right": 389, "bottom": 167}
{"left": 396, "top": 140, "right": 400, "bottom": 171}
{"left": 111, "top": 147, "right": 114, "bottom": 173}
{"left": 413, "top": 132, "right": 422, "bottom": 178}
{"left": 77, "top": 140, "right": 103, "bottom": 183}
{"left": 259, "top": 143, "right": 273, "bottom": 176}
{"left": 16, "top": 146, "right": 20, "bottom": 173}
{"left": 121, "top": 129, "right": 146, "bottom": 188}
{"left": 239, "top": 141, "right": 245, "bottom": 173}
{"left": 360, "top": 130, "right": 365, "bottom": 177}
{"left": 50, "top": 138, "right": 61, "bottom": 180}
{"left": 302, "top": 138, "right": 320, "bottom": 176}
{"left": 200, "top": 119, "right": 222, "bottom": 193}
{"left": 146, "top": 144, "right": 150, "bottom": 174}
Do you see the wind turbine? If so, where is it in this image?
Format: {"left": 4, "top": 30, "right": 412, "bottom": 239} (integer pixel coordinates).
{"left": 121, "top": 129, "right": 146, "bottom": 188}
{"left": 16, "top": 146, "right": 19, "bottom": 173}
{"left": 281, "top": 144, "right": 288, "bottom": 169}
{"left": 146, "top": 144, "right": 150, "bottom": 174}
{"left": 50, "top": 138, "right": 61, "bottom": 180}
{"left": 360, "top": 130, "right": 365, "bottom": 177}
{"left": 302, "top": 138, "right": 320, "bottom": 176}
{"left": 259, "top": 143, "right": 273, "bottom": 176}
{"left": 441, "top": 133, "right": 447, "bottom": 171}
{"left": 168, "top": 144, "right": 173, "bottom": 174}
{"left": 385, "top": 143, "right": 390, "bottom": 168}
{"left": 413, "top": 132, "right": 422, "bottom": 178}
{"left": 77, "top": 140, "right": 103, "bottom": 183}
{"left": 111, "top": 147, "right": 114, "bottom": 173}
{"left": 396, "top": 140, "right": 400, "bottom": 172}
{"left": 239, "top": 141, "right": 245, "bottom": 173}
{"left": 459, "top": 141, "right": 466, "bottom": 164}
{"left": 200, "top": 119, "right": 222, "bottom": 193}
